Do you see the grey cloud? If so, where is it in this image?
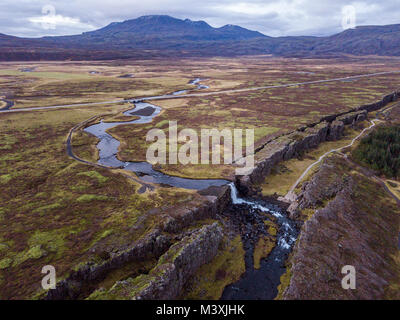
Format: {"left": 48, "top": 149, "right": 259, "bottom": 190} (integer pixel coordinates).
{"left": 0, "top": 0, "right": 399, "bottom": 38}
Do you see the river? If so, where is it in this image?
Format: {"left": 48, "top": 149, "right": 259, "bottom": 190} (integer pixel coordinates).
{"left": 84, "top": 79, "right": 227, "bottom": 190}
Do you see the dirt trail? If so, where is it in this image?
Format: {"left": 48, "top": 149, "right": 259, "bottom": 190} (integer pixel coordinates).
{"left": 284, "top": 119, "right": 380, "bottom": 201}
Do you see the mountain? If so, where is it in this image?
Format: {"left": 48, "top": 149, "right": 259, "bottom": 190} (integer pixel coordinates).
{"left": 0, "top": 15, "right": 399, "bottom": 61}
{"left": 312, "top": 24, "right": 400, "bottom": 56}
{"left": 85, "top": 15, "right": 266, "bottom": 41}
{"left": 35, "top": 15, "right": 266, "bottom": 50}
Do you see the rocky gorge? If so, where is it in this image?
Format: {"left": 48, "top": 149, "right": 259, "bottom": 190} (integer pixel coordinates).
{"left": 44, "top": 90, "right": 399, "bottom": 300}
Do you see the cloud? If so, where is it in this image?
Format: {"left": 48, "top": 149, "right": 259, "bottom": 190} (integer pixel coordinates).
{"left": 0, "top": 0, "right": 398, "bottom": 38}
{"left": 28, "top": 14, "right": 94, "bottom": 31}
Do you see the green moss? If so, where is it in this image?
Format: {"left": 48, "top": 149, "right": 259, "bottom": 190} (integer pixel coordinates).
{"left": 12, "top": 245, "right": 46, "bottom": 267}
{"left": 27, "top": 245, "right": 45, "bottom": 259}
{"left": 183, "top": 235, "right": 245, "bottom": 300}
{"left": 0, "top": 174, "right": 12, "bottom": 184}
{"left": 275, "top": 265, "right": 293, "bottom": 300}
{"left": 0, "top": 243, "right": 9, "bottom": 252}
{"left": 0, "top": 258, "right": 12, "bottom": 270}
{"left": 76, "top": 194, "right": 109, "bottom": 203}
{"left": 33, "top": 202, "right": 64, "bottom": 216}
{"left": 87, "top": 274, "right": 155, "bottom": 300}
{"left": 264, "top": 220, "right": 278, "bottom": 236}
{"left": 78, "top": 171, "right": 109, "bottom": 184}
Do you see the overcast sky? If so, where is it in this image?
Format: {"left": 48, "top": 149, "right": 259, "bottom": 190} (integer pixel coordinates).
{"left": 1, "top": 0, "right": 399, "bottom": 38}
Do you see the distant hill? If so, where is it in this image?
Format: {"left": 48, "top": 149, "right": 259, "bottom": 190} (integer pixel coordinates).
{"left": 0, "top": 15, "right": 399, "bottom": 60}
{"left": 313, "top": 24, "right": 400, "bottom": 56}
{"left": 86, "top": 15, "right": 266, "bottom": 42}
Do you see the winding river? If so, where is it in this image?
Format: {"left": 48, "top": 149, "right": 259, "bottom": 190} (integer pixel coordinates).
{"left": 84, "top": 79, "right": 227, "bottom": 190}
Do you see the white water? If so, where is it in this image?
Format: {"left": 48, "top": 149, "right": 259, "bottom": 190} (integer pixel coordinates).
{"left": 222, "top": 183, "right": 299, "bottom": 299}
{"left": 228, "top": 183, "right": 296, "bottom": 250}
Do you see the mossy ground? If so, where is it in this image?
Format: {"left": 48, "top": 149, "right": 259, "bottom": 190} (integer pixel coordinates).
{"left": 253, "top": 236, "right": 276, "bottom": 269}
{"left": 181, "top": 235, "right": 245, "bottom": 300}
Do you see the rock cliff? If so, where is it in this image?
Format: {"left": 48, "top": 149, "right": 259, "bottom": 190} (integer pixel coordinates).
{"left": 282, "top": 156, "right": 400, "bottom": 299}
{"left": 88, "top": 223, "right": 223, "bottom": 300}
{"left": 45, "top": 186, "right": 231, "bottom": 300}
{"left": 236, "top": 91, "right": 399, "bottom": 195}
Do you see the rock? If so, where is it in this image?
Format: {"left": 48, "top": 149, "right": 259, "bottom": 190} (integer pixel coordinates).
{"left": 327, "top": 120, "right": 344, "bottom": 141}
{"left": 94, "top": 223, "right": 223, "bottom": 300}
{"left": 287, "top": 201, "right": 300, "bottom": 220}
{"left": 282, "top": 156, "right": 400, "bottom": 300}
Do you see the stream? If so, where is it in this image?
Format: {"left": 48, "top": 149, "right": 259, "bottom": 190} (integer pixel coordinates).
{"left": 0, "top": 99, "right": 14, "bottom": 111}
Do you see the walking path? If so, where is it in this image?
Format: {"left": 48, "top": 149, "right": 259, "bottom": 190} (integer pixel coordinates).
{"left": 284, "top": 119, "right": 380, "bottom": 201}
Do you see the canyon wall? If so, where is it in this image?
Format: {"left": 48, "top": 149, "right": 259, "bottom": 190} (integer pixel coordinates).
{"left": 45, "top": 185, "right": 231, "bottom": 300}
{"left": 88, "top": 223, "right": 223, "bottom": 300}
{"left": 281, "top": 156, "right": 400, "bottom": 299}
{"left": 236, "top": 91, "right": 399, "bottom": 195}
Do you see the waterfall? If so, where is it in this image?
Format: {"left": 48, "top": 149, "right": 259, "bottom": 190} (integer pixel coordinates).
{"left": 228, "top": 182, "right": 296, "bottom": 249}
{"left": 229, "top": 183, "right": 283, "bottom": 218}
{"left": 222, "top": 183, "right": 299, "bottom": 299}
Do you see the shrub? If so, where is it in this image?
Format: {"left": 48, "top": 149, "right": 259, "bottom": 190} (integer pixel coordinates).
{"left": 353, "top": 126, "right": 400, "bottom": 178}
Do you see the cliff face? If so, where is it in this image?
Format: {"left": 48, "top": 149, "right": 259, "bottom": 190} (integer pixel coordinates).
{"left": 89, "top": 223, "right": 223, "bottom": 300}
{"left": 236, "top": 91, "right": 399, "bottom": 196}
{"left": 282, "top": 156, "right": 400, "bottom": 300}
{"left": 45, "top": 186, "right": 231, "bottom": 300}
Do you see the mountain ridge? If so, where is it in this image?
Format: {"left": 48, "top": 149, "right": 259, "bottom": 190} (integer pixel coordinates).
{"left": 0, "top": 15, "right": 399, "bottom": 60}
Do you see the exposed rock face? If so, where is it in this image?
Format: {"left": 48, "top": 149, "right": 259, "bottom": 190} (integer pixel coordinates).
{"left": 89, "top": 223, "right": 223, "bottom": 300}
{"left": 282, "top": 156, "right": 400, "bottom": 300}
{"left": 236, "top": 122, "right": 333, "bottom": 195}
{"left": 295, "top": 161, "right": 352, "bottom": 210}
{"left": 46, "top": 186, "right": 231, "bottom": 300}
{"left": 46, "top": 229, "right": 171, "bottom": 300}
{"left": 162, "top": 185, "right": 231, "bottom": 233}
{"left": 327, "top": 120, "right": 344, "bottom": 141}
{"left": 236, "top": 91, "right": 399, "bottom": 196}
